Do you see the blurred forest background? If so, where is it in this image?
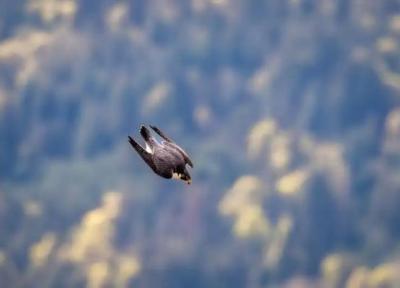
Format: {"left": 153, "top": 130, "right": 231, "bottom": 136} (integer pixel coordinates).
{"left": 1, "top": 0, "right": 400, "bottom": 287}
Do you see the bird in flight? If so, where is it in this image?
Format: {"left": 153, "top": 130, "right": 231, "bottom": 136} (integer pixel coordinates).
{"left": 128, "top": 125, "right": 193, "bottom": 184}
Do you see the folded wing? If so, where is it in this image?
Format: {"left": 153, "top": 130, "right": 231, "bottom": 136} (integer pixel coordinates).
{"left": 150, "top": 125, "right": 194, "bottom": 168}
{"left": 128, "top": 136, "right": 157, "bottom": 172}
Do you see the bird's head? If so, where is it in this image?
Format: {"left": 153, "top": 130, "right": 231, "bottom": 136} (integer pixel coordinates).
{"left": 172, "top": 168, "right": 192, "bottom": 185}
{"left": 180, "top": 172, "right": 192, "bottom": 185}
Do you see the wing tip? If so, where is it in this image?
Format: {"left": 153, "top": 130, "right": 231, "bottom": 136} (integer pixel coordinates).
{"left": 149, "top": 125, "right": 159, "bottom": 134}
{"left": 128, "top": 136, "right": 135, "bottom": 145}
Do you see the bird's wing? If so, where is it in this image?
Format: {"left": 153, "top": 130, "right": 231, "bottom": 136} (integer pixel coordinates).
{"left": 163, "top": 142, "right": 193, "bottom": 168}
{"left": 150, "top": 125, "right": 194, "bottom": 168}
{"left": 128, "top": 136, "right": 157, "bottom": 172}
{"left": 151, "top": 151, "right": 176, "bottom": 179}
{"left": 150, "top": 125, "right": 173, "bottom": 142}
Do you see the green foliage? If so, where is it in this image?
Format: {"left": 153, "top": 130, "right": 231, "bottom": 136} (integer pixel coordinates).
{"left": 1, "top": 0, "right": 400, "bottom": 287}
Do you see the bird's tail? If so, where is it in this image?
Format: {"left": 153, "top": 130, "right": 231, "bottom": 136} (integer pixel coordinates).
{"left": 140, "top": 125, "right": 152, "bottom": 141}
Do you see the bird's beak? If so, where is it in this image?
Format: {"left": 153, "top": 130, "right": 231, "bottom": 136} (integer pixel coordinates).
{"left": 187, "top": 179, "right": 192, "bottom": 185}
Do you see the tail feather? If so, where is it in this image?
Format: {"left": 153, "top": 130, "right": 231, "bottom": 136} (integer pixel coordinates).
{"left": 140, "top": 125, "right": 151, "bottom": 141}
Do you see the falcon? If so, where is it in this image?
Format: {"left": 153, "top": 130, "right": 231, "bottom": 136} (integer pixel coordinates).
{"left": 128, "top": 125, "right": 193, "bottom": 184}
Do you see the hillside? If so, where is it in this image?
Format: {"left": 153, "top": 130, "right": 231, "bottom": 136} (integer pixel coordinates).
{"left": 1, "top": 0, "right": 400, "bottom": 287}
